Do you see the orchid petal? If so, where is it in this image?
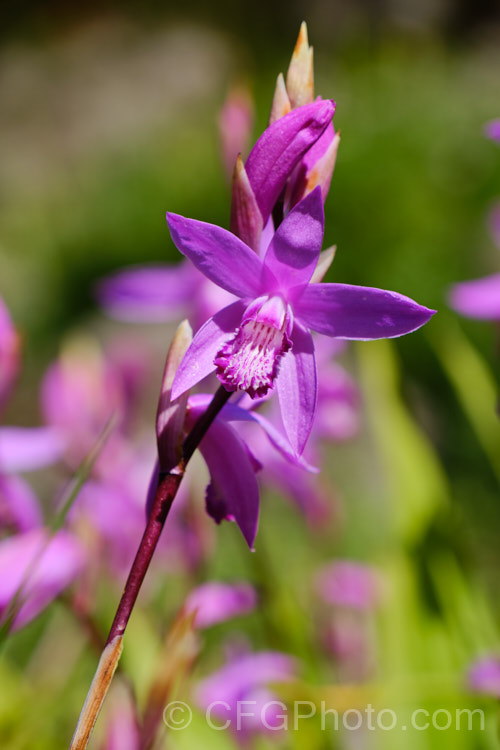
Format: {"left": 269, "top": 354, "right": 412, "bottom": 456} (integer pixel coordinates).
{"left": 167, "top": 213, "right": 263, "bottom": 299}
{"left": 171, "top": 301, "right": 245, "bottom": 400}
{"left": 277, "top": 323, "right": 317, "bottom": 455}
{"left": 263, "top": 188, "right": 324, "bottom": 293}
{"left": 0, "top": 426, "right": 65, "bottom": 473}
{"left": 220, "top": 401, "right": 319, "bottom": 472}
{"left": 265, "top": 459, "right": 331, "bottom": 525}
{"left": 245, "top": 99, "right": 335, "bottom": 225}
{"left": 259, "top": 215, "right": 275, "bottom": 259}
{"left": 269, "top": 73, "right": 291, "bottom": 125}
{"left": 95, "top": 263, "right": 196, "bottom": 322}
{"left": 296, "top": 283, "right": 436, "bottom": 339}
{"left": 286, "top": 125, "right": 339, "bottom": 210}
{"left": 199, "top": 420, "right": 259, "bottom": 549}
{"left": 449, "top": 273, "right": 500, "bottom": 320}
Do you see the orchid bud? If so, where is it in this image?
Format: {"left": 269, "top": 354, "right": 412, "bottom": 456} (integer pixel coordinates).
{"left": 242, "top": 99, "right": 335, "bottom": 225}
{"left": 285, "top": 21, "right": 314, "bottom": 109}
{"left": 156, "top": 320, "right": 192, "bottom": 471}
{"left": 269, "top": 73, "right": 291, "bottom": 125}
{"left": 230, "top": 155, "right": 263, "bottom": 252}
{"left": 285, "top": 128, "right": 340, "bottom": 211}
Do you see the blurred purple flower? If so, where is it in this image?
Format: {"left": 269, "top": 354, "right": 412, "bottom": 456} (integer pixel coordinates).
{"left": 449, "top": 205, "right": 500, "bottom": 320}
{"left": 0, "top": 528, "right": 86, "bottom": 630}
{"left": 0, "top": 296, "right": 20, "bottom": 412}
{"left": 218, "top": 87, "right": 254, "bottom": 182}
{"left": 0, "top": 425, "right": 65, "bottom": 538}
{"left": 315, "top": 560, "right": 382, "bottom": 611}
{"left": 468, "top": 657, "right": 500, "bottom": 697}
{"left": 449, "top": 273, "right": 500, "bottom": 320}
{"left": 41, "top": 341, "right": 124, "bottom": 466}
{"left": 100, "top": 688, "right": 140, "bottom": 750}
{"left": 315, "top": 560, "right": 382, "bottom": 681}
{"left": 0, "top": 426, "right": 65, "bottom": 473}
{"left": 184, "top": 581, "right": 257, "bottom": 628}
{"left": 0, "top": 474, "right": 43, "bottom": 533}
{"left": 196, "top": 650, "right": 296, "bottom": 740}
{"left": 485, "top": 120, "right": 500, "bottom": 143}
{"left": 96, "top": 262, "right": 235, "bottom": 337}
{"left": 169, "top": 188, "right": 435, "bottom": 455}
{"left": 0, "top": 425, "right": 64, "bottom": 536}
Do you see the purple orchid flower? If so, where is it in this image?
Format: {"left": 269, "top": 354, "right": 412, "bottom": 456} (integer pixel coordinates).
{"left": 485, "top": 119, "right": 500, "bottom": 143}
{"left": 184, "top": 581, "right": 257, "bottom": 629}
{"left": 315, "top": 560, "right": 382, "bottom": 681}
{"left": 315, "top": 560, "right": 383, "bottom": 611}
{"left": 0, "top": 474, "right": 43, "bottom": 533}
{"left": 195, "top": 650, "right": 296, "bottom": 740}
{"left": 449, "top": 204, "right": 500, "bottom": 320}
{"left": 0, "top": 295, "right": 20, "bottom": 413}
{"left": 96, "top": 261, "right": 235, "bottom": 332}
{"left": 168, "top": 188, "right": 435, "bottom": 455}
{"left": 0, "top": 426, "right": 65, "bottom": 473}
{"left": 468, "top": 657, "right": 500, "bottom": 696}
{"left": 0, "top": 528, "right": 86, "bottom": 630}
{"left": 102, "top": 689, "right": 140, "bottom": 750}
{"left": 0, "top": 424, "right": 66, "bottom": 538}
{"left": 0, "top": 426, "right": 65, "bottom": 535}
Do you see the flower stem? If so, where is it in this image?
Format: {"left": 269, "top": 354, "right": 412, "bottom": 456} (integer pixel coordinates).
{"left": 69, "top": 386, "right": 231, "bottom": 750}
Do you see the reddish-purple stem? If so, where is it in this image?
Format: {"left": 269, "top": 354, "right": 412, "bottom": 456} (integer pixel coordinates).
{"left": 105, "top": 385, "right": 231, "bottom": 645}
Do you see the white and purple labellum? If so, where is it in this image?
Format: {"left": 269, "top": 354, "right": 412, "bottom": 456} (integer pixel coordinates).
{"left": 214, "top": 295, "right": 292, "bottom": 398}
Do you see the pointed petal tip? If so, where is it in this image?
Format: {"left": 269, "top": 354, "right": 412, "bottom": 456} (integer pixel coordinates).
{"left": 269, "top": 73, "right": 292, "bottom": 124}
{"left": 286, "top": 22, "right": 314, "bottom": 108}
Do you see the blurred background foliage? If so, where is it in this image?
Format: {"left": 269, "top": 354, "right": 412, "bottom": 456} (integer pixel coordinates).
{"left": 2, "top": 0, "right": 500, "bottom": 747}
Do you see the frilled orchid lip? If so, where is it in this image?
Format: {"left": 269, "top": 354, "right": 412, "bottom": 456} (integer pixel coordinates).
{"left": 214, "top": 295, "right": 293, "bottom": 398}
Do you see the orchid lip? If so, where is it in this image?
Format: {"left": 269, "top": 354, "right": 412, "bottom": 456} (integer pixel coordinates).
{"left": 214, "top": 296, "right": 293, "bottom": 398}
